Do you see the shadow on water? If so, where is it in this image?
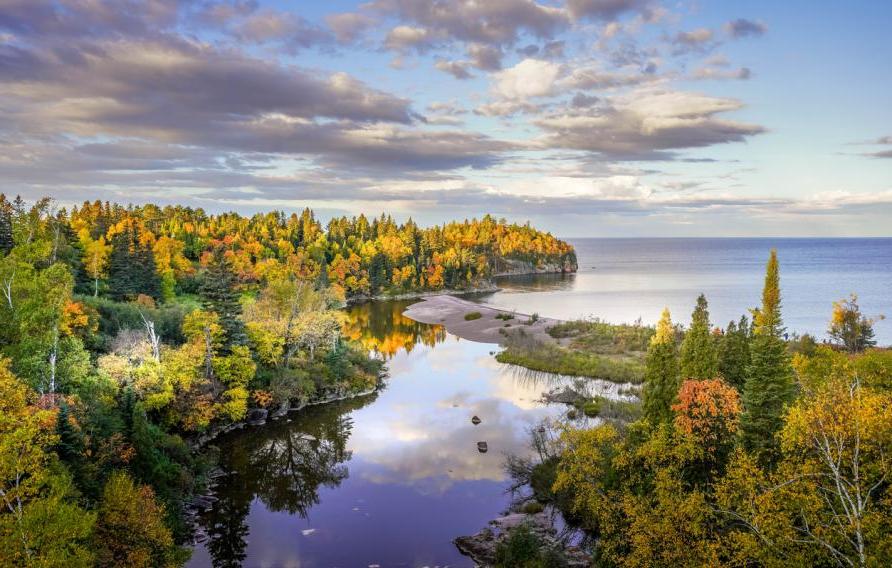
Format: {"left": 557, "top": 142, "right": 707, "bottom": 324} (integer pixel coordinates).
{"left": 196, "top": 394, "right": 379, "bottom": 567}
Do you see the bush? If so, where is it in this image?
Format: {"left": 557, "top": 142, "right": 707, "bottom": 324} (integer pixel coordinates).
{"left": 494, "top": 524, "right": 568, "bottom": 568}
{"left": 464, "top": 311, "right": 483, "bottom": 321}
{"left": 496, "top": 312, "right": 515, "bottom": 321}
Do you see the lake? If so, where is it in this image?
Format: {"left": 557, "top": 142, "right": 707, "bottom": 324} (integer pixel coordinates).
{"left": 484, "top": 238, "right": 892, "bottom": 345}
{"left": 188, "top": 238, "right": 891, "bottom": 567}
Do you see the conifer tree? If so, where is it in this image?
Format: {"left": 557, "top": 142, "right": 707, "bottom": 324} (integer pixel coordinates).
{"left": 679, "top": 294, "right": 718, "bottom": 380}
{"left": 0, "top": 195, "right": 13, "bottom": 256}
{"left": 740, "top": 249, "right": 796, "bottom": 463}
{"left": 642, "top": 308, "right": 680, "bottom": 425}
{"left": 200, "top": 246, "right": 245, "bottom": 348}
{"left": 107, "top": 224, "right": 161, "bottom": 301}
{"left": 718, "top": 315, "right": 751, "bottom": 391}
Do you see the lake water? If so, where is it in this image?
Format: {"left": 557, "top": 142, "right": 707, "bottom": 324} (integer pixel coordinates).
{"left": 187, "top": 301, "right": 618, "bottom": 568}
{"left": 188, "top": 238, "right": 891, "bottom": 567}
{"left": 484, "top": 238, "right": 892, "bottom": 345}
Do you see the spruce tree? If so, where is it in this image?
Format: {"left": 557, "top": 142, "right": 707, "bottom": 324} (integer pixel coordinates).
{"left": 642, "top": 308, "right": 680, "bottom": 425}
{"left": 107, "top": 224, "right": 161, "bottom": 301}
{"left": 679, "top": 294, "right": 718, "bottom": 380}
{"left": 0, "top": 195, "right": 13, "bottom": 256}
{"left": 200, "top": 246, "right": 245, "bottom": 348}
{"left": 740, "top": 249, "right": 796, "bottom": 463}
{"left": 718, "top": 315, "right": 751, "bottom": 391}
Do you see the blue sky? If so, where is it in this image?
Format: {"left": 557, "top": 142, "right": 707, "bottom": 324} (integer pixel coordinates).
{"left": 1, "top": 0, "right": 890, "bottom": 236}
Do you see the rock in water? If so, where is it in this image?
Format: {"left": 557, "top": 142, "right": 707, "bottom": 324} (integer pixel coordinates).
{"left": 471, "top": 415, "right": 481, "bottom": 425}
{"left": 477, "top": 441, "right": 488, "bottom": 453}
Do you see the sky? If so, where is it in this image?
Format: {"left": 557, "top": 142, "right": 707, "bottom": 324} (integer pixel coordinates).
{"left": 1, "top": 0, "right": 891, "bottom": 237}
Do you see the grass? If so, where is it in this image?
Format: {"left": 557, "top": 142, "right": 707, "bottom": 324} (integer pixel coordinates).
{"left": 496, "top": 335, "right": 645, "bottom": 384}
{"left": 547, "top": 318, "right": 653, "bottom": 355}
{"left": 464, "top": 311, "right": 483, "bottom": 321}
{"left": 495, "top": 312, "right": 515, "bottom": 321}
{"left": 578, "top": 395, "right": 641, "bottom": 421}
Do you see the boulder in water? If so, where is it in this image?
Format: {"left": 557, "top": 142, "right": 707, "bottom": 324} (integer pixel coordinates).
{"left": 477, "top": 441, "right": 488, "bottom": 453}
{"left": 471, "top": 415, "right": 481, "bottom": 425}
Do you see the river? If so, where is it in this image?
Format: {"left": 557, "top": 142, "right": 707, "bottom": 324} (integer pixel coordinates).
{"left": 187, "top": 300, "right": 615, "bottom": 567}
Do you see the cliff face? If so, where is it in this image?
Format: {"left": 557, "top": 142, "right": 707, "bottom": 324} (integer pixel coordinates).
{"left": 491, "top": 255, "right": 578, "bottom": 277}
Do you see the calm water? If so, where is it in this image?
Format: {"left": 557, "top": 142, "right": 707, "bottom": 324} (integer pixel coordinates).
{"left": 484, "top": 238, "right": 892, "bottom": 344}
{"left": 189, "top": 238, "right": 891, "bottom": 567}
{"left": 188, "top": 301, "right": 622, "bottom": 568}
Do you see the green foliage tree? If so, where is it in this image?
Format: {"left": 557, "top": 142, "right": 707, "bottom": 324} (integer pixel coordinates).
{"left": 679, "top": 294, "right": 718, "bottom": 380}
{"left": 739, "top": 249, "right": 796, "bottom": 463}
{"left": 828, "top": 293, "right": 884, "bottom": 353}
{"left": 93, "top": 471, "right": 180, "bottom": 568}
{"left": 642, "top": 308, "right": 680, "bottom": 425}
{"left": 0, "top": 359, "right": 95, "bottom": 566}
{"left": 718, "top": 315, "right": 751, "bottom": 391}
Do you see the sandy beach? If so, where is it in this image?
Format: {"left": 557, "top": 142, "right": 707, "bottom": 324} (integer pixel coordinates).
{"left": 402, "top": 295, "right": 562, "bottom": 345}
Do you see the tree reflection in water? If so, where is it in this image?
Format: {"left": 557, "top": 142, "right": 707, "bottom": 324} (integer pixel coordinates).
{"left": 198, "top": 393, "right": 378, "bottom": 567}
{"left": 342, "top": 300, "right": 447, "bottom": 359}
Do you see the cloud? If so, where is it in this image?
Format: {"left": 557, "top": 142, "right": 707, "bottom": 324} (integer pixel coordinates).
{"left": 467, "top": 43, "right": 503, "bottom": 70}
{"left": 384, "top": 24, "right": 439, "bottom": 52}
{"left": 671, "top": 28, "right": 717, "bottom": 54}
{"left": 861, "top": 136, "right": 892, "bottom": 159}
{"left": 371, "top": 0, "right": 568, "bottom": 47}
{"left": 492, "top": 58, "right": 563, "bottom": 99}
{"left": 692, "top": 66, "right": 751, "bottom": 81}
{"left": 534, "top": 89, "right": 765, "bottom": 159}
{"left": 325, "top": 12, "right": 376, "bottom": 43}
{"left": 223, "top": 8, "right": 334, "bottom": 51}
{"left": 490, "top": 58, "right": 655, "bottom": 101}
{"left": 724, "top": 18, "right": 767, "bottom": 38}
{"left": 435, "top": 58, "right": 473, "bottom": 79}
{"left": 566, "top": 0, "right": 652, "bottom": 22}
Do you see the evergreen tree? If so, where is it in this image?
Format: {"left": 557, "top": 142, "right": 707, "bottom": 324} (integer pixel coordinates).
{"left": 740, "top": 249, "right": 796, "bottom": 463}
{"left": 54, "top": 401, "right": 83, "bottom": 465}
{"left": 0, "top": 195, "right": 13, "bottom": 256}
{"left": 200, "top": 246, "right": 245, "bottom": 348}
{"left": 642, "top": 308, "right": 680, "bottom": 425}
{"left": 107, "top": 224, "right": 161, "bottom": 301}
{"left": 679, "top": 294, "right": 718, "bottom": 380}
{"left": 718, "top": 315, "right": 751, "bottom": 391}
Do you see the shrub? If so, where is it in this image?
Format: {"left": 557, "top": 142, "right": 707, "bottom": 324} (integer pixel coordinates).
{"left": 464, "top": 311, "right": 483, "bottom": 321}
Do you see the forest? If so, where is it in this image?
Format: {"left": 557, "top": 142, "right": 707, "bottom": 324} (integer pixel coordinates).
{"left": 0, "top": 194, "right": 574, "bottom": 566}
{"left": 507, "top": 251, "right": 892, "bottom": 567}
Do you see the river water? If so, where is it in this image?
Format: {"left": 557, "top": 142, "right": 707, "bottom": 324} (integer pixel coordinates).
{"left": 188, "top": 238, "right": 891, "bottom": 567}
{"left": 187, "top": 300, "right": 613, "bottom": 567}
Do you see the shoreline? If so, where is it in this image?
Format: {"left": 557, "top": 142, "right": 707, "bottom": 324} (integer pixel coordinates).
{"left": 402, "top": 295, "right": 562, "bottom": 346}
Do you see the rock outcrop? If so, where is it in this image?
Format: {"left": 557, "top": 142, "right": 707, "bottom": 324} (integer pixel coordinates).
{"left": 454, "top": 511, "right": 591, "bottom": 567}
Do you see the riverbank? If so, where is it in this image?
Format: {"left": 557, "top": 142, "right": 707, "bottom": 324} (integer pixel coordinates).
{"left": 402, "top": 295, "right": 650, "bottom": 383}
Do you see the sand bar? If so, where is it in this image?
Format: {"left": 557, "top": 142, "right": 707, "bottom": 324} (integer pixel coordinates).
{"left": 402, "top": 295, "right": 562, "bottom": 345}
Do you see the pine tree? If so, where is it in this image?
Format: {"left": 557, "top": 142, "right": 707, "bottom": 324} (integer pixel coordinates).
{"left": 200, "top": 246, "right": 245, "bottom": 348}
{"left": 107, "top": 224, "right": 161, "bottom": 301}
{"left": 740, "top": 249, "right": 796, "bottom": 463}
{"left": 0, "top": 195, "right": 13, "bottom": 256}
{"left": 54, "top": 401, "right": 83, "bottom": 465}
{"left": 679, "top": 294, "right": 718, "bottom": 380}
{"left": 642, "top": 308, "right": 680, "bottom": 425}
{"left": 718, "top": 315, "right": 751, "bottom": 391}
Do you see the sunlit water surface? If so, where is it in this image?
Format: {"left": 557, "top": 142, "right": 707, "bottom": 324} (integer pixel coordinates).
{"left": 482, "top": 238, "right": 892, "bottom": 344}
